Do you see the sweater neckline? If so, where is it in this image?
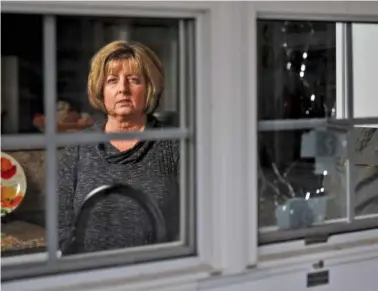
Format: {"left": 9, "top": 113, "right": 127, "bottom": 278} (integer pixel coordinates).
{"left": 92, "top": 115, "right": 160, "bottom": 165}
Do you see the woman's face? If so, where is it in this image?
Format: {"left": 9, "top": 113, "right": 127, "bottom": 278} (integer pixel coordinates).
{"left": 103, "top": 59, "right": 146, "bottom": 118}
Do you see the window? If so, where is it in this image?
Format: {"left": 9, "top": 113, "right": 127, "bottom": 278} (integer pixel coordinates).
{"left": 1, "top": 12, "right": 197, "bottom": 280}
{"left": 257, "top": 19, "right": 378, "bottom": 244}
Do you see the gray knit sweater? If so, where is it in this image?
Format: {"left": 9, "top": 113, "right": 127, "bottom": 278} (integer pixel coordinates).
{"left": 58, "top": 115, "right": 179, "bottom": 253}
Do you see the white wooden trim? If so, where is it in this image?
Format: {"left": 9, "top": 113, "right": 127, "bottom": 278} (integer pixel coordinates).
{"left": 199, "top": 242, "right": 378, "bottom": 290}
{"left": 257, "top": 237, "right": 378, "bottom": 273}
{"left": 336, "top": 23, "right": 348, "bottom": 119}
{"left": 254, "top": 1, "right": 378, "bottom": 22}
{"left": 1, "top": 257, "right": 210, "bottom": 291}
{"left": 194, "top": 9, "right": 214, "bottom": 266}
{"left": 1, "top": 1, "right": 215, "bottom": 18}
{"left": 244, "top": 2, "right": 258, "bottom": 268}
{"left": 206, "top": 1, "right": 257, "bottom": 275}
{"left": 259, "top": 228, "right": 378, "bottom": 260}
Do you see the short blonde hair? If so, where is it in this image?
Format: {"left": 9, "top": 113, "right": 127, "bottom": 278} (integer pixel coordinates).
{"left": 87, "top": 40, "right": 164, "bottom": 114}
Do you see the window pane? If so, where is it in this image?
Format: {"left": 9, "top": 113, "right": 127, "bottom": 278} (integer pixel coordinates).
{"left": 353, "top": 126, "right": 378, "bottom": 216}
{"left": 258, "top": 127, "right": 347, "bottom": 230}
{"left": 1, "top": 150, "right": 46, "bottom": 257}
{"left": 258, "top": 20, "right": 378, "bottom": 122}
{"left": 352, "top": 24, "right": 378, "bottom": 119}
{"left": 1, "top": 14, "right": 43, "bottom": 134}
{"left": 56, "top": 137, "right": 189, "bottom": 257}
{"left": 257, "top": 20, "right": 337, "bottom": 120}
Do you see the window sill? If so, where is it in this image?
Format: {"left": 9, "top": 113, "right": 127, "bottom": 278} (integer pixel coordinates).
{"left": 258, "top": 228, "right": 378, "bottom": 267}
{"left": 1, "top": 257, "right": 213, "bottom": 291}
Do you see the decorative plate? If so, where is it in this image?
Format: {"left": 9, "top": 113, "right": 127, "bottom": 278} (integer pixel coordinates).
{"left": 1, "top": 152, "right": 27, "bottom": 217}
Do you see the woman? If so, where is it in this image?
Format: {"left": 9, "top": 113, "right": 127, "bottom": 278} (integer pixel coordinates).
{"left": 58, "top": 40, "right": 179, "bottom": 254}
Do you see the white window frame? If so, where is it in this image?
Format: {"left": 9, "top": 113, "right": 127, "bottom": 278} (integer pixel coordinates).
{"left": 251, "top": 1, "right": 378, "bottom": 265}
{"left": 1, "top": 1, "right": 255, "bottom": 290}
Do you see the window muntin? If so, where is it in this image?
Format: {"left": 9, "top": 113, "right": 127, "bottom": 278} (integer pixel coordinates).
{"left": 257, "top": 19, "right": 378, "bottom": 244}
{"left": 257, "top": 20, "right": 337, "bottom": 121}
{"left": 258, "top": 127, "right": 347, "bottom": 228}
{"left": 1, "top": 13, "right": 196, "bottom": 281}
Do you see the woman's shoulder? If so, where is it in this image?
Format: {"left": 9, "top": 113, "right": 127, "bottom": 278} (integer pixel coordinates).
{"left": 153, "top": 138, "right": 179, "bottom": 154}
{"left": 149, "top": 113, "right": 179, "bottom": 150}
{"left": 59, "top": 144, "right": 79, "bottom": 159}
{"left": 58, "top": 136, "right": 96, "bottom": 162}
{"left": 61, "top": 116, "right": 104, "bottom": 154}
{"left": 157, "top": 139, "right": 179, "bottom": 152}
{"left": 152, "top": 139, "right": 179, "bottom": 169}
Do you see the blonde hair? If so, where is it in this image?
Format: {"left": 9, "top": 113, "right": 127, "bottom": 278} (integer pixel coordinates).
{"left": 87, "top": 40, "right": 164, "bottom": 114}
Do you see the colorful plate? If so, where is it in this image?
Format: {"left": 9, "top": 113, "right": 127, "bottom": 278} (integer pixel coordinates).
{"left": 1, "top": 152, "right": 27, "bottom": 217}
